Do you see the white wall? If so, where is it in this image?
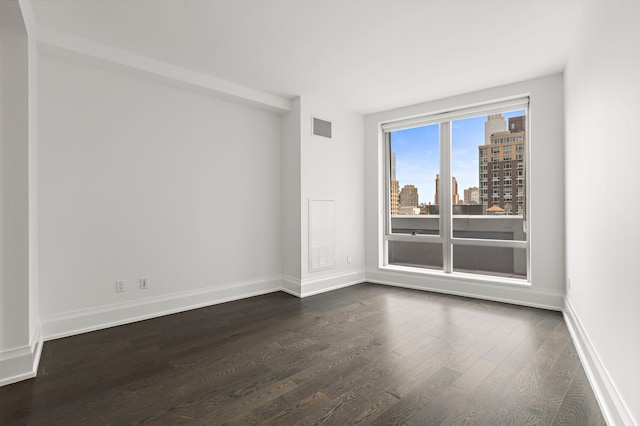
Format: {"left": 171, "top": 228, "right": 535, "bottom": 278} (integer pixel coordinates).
{"left": 38, "top": 53, "right": 283, "bottom": 338}
{"left": 281, "top": 96, "right": 366, "bottom": 296}
{"left": 364, "top": 74, "right": 566, "bottom": 309}
{"left": 27, "top": 31, "right": 40, "bottom": 353}
{"left": 0, "top": 8, "right": 29, "bottom": 358}
{"left": 0, "top": 0, "right": 41, "bottom": 387}
{"left": 564, "top": 0, "right": 640, "bottom": 424}
{"left": 281, "top": 98, "right": 301, "bottom": 285}
{"left": 299, "top": 97, "right": 365, "bottom": 294}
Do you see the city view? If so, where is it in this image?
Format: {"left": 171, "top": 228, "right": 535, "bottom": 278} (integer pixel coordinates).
{"left": 387, "top": 110, "right": 528, "bottom": 278}
{"left": 390, "top": 110, "right": 526, "bottom": 217}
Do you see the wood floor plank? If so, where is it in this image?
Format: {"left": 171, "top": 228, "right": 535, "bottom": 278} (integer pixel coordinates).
{"left": 552, "top": 367, "right": 607, "bottom": 426}
{"left": 407, "top": 357, "right": 498, "bottom": 425}
{"left": 475, "top": 324, "right": 572, "bottom": 425}
{"left": 349, "top": 391, "right": 399, "bottom": 425}
{"left": 217, "top": 396, "right": 291, "bottom": 426}
{"left": 368, "top": 367, "right": 461, "bottom": 425}
{"left": 514, "top": 336, "right": 581, "bottom": 425}
{"left": 260, "top": 391, "right": 332, "bottom": 425}
{"left": 384, "top": 333, "right": 479, "bottom": 400}
{"left": 312, "top": 390, "right": 367, "bottom": 425}
{"left": 0, "top": 283, "right": 606, "bottom": 425}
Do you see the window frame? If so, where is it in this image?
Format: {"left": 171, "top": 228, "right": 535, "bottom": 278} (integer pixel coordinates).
{"left": 382, "top": 97, "right": 530, "bottom": 282}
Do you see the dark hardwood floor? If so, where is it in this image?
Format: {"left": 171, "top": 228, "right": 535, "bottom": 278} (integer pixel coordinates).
{"left": 0, "top": 283, "right": 606, "bottom": 425}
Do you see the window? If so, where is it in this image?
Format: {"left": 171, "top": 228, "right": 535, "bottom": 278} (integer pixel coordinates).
{"left": 384, "top": 98, "right": 529, "bottom": 280}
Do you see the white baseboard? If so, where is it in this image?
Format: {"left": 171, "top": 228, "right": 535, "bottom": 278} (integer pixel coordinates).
{"left": 41, "top": 276, "right": 282, "bottom": 341}
{"left": 564, "top": 297, "right": 636, "bottom": 426}
{"left": 0, "top": 321, "right": 43, "bottom": 387}
{"left": 300, "top": 270, "right": 365, "bottom": 297}
{"left": 282, "top": 270, "right": 365, "bottom": 298}
{"left": 281, "top": 275, "right": 302, "bottom": 297}
{"left": 366, "top": 267, "right": 564, "bottom": 311}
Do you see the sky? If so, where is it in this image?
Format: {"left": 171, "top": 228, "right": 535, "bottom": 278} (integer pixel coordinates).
{"left": 390, "top": 110, "right": 524, "bottom": 205}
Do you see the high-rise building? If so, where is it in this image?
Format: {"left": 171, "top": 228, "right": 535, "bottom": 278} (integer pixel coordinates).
{"left": 508, "top": 115, "right": 525, "bottom": 132}
{"left": 479, "top": 115, "right": 526, "bottom": 215}
{"left": 399, "top": 184, "right": 419, "bottom": 210}
{"left": 434, "top": 174, "right": 459, "bottom": 205}
{"left": 390, "top": 179, "right": 399, "bottom": 215}
{"left": 390, "top": 150, "right": 397, "bottom": 181}
{"left": 389, "top": 149, "right": 399, "bottom": 214}
{"left": 484, "top": 113, "right": 507, "bottom": 145}
{"left": 464, "top": 187, "right": 480, "bottom": 204}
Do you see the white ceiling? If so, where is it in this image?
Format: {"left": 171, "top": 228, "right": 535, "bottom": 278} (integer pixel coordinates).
{"left": 30, "top": 0, "right": 585, "bottom": 114}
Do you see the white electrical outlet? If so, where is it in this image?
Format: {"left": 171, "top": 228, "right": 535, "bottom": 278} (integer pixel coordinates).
{"left": 116, "top": 280, "right": 125, "bottom": 293}
{"left": 347, "top": 256, "right": 352, "bottom": 264}
{"left": 139, "top": 277, "right": 149, "bottom": 290}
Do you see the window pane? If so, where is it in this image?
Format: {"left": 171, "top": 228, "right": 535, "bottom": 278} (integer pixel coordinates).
{"left": 389, "top": 124, "right": 440, "bottom": 234}
{"left": 452, "top": 246, "right": 527, "bottom": 279}
{"left": 389, "top": 241, "right": 442, "bottom": 270}
{"left": 451, "top": 111, "right": 526, "bottom": 241}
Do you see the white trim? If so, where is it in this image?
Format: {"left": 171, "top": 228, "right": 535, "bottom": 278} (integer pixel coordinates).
{"left": 0, "top": 321, "right": 43, "bottom": 387}
{"left": 17, "top": 0, "right": 38, "bottom": 37}
{"left": 41, "top": 276, "right": 282, "bottom": 341}
{"left": 381, "top": 96, "right": 530, "bottom": 132}
{"left": 379, "top": 264, "right": 530, "bottom": 287}
{"left": 563, "top": 297, "right": 636, "bottom": 426}
{"left": 441, "top": 121, "right": 452, "bottom": 273}
{"left": 366, "top": 267, "right": 562, "bottom": 310}
{"left": 281, "top": 275, "right": 302, "bottom": 297}
{"left": 450, "top": 237, "right": 527, "bottom": 249}
{"left": 300, "top": 270, "right": 365, "bottom": 297}
{"left": 382, "top": 102, "right": 531, "bottom": 281}
{"left": 282, "top": 271, "right": 365, "bottom": 298}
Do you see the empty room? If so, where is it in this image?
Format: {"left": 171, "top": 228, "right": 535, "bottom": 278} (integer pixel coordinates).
{"left": 0, "top": 0, "right": 638, "bottom": 424}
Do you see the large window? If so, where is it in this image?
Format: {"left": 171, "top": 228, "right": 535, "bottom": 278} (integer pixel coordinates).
{"left": 384, "top": 98, "right": 529, "bottom": 281}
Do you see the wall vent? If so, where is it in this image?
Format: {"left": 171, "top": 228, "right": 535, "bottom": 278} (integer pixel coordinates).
{"left": 312, "top": 117, "right": 332, "bottom": 139}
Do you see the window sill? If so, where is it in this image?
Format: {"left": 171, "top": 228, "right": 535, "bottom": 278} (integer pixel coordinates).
{"left": 379, "top": 264, "right": 531, "bottom": 288}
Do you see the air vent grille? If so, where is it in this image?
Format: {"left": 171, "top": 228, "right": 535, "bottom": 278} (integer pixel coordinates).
{"left": 312, "top": 117, "right": 332, "bottom": 138}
